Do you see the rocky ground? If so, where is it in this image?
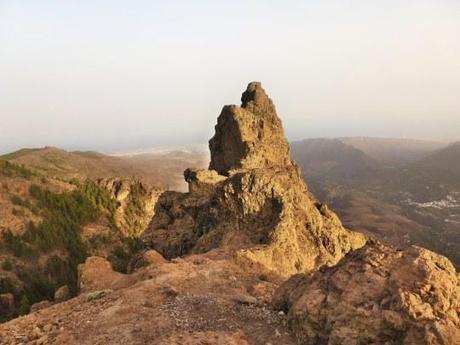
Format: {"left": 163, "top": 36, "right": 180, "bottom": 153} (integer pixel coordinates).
{"left": 0, "top": 250, "right": 297, "bottom": 345}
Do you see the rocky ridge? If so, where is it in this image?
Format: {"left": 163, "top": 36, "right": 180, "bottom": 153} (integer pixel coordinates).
{"left": 143, "top": 82, "right": 366, "bottom": 276}
{"left": 0, "top": 82, "right": 458, "bottom": 345}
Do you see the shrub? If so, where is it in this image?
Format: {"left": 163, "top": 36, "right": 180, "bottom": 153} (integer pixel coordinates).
{"left": 19, "top": 295, "right": 30, "bottom": 315}
{"left": 0, "top": 160, "right": 34, "bottom": 179}
{"left": 1, "top": 260, "right": 13, "bottom": 271}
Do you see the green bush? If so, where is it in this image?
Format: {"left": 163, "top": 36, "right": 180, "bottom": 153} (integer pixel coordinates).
{"left": 11, "top": 208, "right": 25, "bottom": 217}
{"left": 0, "top": 160, "right": 34, "bottom": 179}
{"left": 19, "top": 295, "right": 30, "bottom": 315}
{"left": 108, "top": 238, "right": 144, "bottom": 273}
{"left": 1, "top": 260, "right": 13, "bottom": 271}
{"left": 0, "top": 277, "right": 18, "bottom": 296}
{"left": 2, "top": 229, "right": 29, "bottom": 257}
{"left": 10, "top": 194, "right": 36, "bottom": 213}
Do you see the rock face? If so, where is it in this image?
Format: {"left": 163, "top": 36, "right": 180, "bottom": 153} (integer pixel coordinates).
{"left": 209, "top": 82, "right": 292, "bottom": 176}
{"left": 77, "top": 256, "right": 129, "bottom": 293}
{"left": 143, "top": 82, "right": 366, "bottom": 276}
{"left": 273, "top": 241, "right": 460, "bottom": 345}
{"left": 54, "top": 285, "right": 70, "bottom": 303}
{"left": 98, "top": 178, "right": 161, "bottom": 236}
{"left": 0, "top": 252, "right": 297, "bottom": 345}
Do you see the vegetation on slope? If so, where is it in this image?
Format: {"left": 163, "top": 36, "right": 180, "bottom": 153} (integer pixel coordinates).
{"left": 0, "top": 160, "right": 34, "bottom": 179}
{"left": 0, "top": 180, "right": 142, "bottom": 320}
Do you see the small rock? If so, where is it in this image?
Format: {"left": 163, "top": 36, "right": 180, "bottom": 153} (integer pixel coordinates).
{"left": 231, "top": 294, "right": 258, "bottom": 305}
{"left": 54, "top": 285, "right": 71, "bottom": 303}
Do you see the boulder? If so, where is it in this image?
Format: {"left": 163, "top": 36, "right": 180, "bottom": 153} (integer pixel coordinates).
{"left": 30, "top": 300, "right": 52, "bottom": 313}
{"left": 184, "top": 168, "right": 226, "bottom": 195}
{"left": 54, "top": 285, "right": 70, "bottom": 303}
{"left": 272, "top": 241, "right": 460, "bottom": 345}
{"left": 78, "top": 256, "right": 127, "bottom": 293}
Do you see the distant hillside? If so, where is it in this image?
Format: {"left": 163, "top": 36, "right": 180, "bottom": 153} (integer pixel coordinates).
{"left": 290, "top": 138, "right": 379, "bottom": 185}
{"left": 411, "top": 142, "right": 460, "bottom": 187}
{"left": 290, "top": 136, "right": 460, "bottom": 268}
{"left": 0, "top": 145, "right": 208, "bottom": 321}
{"left": 340, "top": 137, "right": 447, "bottom": 165}
{"left": 1, "top": 147, "right": 208, "bottom": 191}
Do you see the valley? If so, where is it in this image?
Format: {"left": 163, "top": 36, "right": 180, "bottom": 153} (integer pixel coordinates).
{"left": 292, "top": 138, "right": 460, "bottom": 267}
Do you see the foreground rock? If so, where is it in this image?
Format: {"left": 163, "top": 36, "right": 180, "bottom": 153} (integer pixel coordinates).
{"left": 0, "top": 251, "right": 297, "bottom": 345}
{"left": 78, "top": 256, "right": 131, "bottom": 293}
{"left": 143, "top": 82, "right": 366, "bottom": 276}
{"left": 273, "top": 241, "right": 460, "bottom": 345}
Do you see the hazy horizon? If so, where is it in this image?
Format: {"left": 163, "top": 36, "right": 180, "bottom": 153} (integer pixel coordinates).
{"left": 1, "top": 1, "right": 459, "bottom": 154}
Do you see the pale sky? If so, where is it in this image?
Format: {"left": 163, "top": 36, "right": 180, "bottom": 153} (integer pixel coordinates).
{"left": 1, "top": 0, "right": 459, "bottom": 154}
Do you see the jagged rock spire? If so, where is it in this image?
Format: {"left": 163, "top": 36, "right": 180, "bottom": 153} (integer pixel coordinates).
{"left": 209, "top": 82, "right": 292, "bottom": 176}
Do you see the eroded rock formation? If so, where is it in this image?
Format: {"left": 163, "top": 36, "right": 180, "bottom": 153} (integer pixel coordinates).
{"left": 273, "top": 241, "right": 460, "bottom": 345}
{"left": 209, "top": 82, "right": 292, "bottom": 175}
{"left": 143, "top": 82, "right": 366, "bottom": 276}
{"left": 98, "top": 178, "right": 162, "bottom": 236}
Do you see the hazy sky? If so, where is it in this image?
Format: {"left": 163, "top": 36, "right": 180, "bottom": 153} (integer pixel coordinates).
{"left": 1, "top": 0, "right": 459, "bottom": 154}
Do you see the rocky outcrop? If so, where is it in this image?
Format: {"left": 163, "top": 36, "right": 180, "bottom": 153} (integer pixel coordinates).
{"left": 54, "top": 285, "right": 70, "bottom": 303}
{"left": 273, "top": 241, "right": 460, "bottom": 345}
{"left": 209, "top": 82, "right": 292, "bottom": 176}
{"left": 77, "top": 256, "right": 130, "bottom": 293}
{"left": 143, "top": 82, "right": 366, "bottom": 276}
{"left": 98, "top": 178, "right": 162, "bottom": 236}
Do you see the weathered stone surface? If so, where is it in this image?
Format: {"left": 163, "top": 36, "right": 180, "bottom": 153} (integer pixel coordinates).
{"left": 98, "top": 178, "right": 162, "bottom": 236}
{"left": 30, "top": 300, "right": 52, "bottom": 313}
{"left": 184, "top": 168, "right": 226, "bottom": 195}
{"left": 77, "top": 256, "right": 129, "bottom": 293}
{"left": 0, "top": 253, "right": 297, "bottom": 345}
{"left": 54, "top": 285, "right": 70, "bottom": 303}
{"left": 209, "top": 82, "right": 292, "bottom": 176}
{"left": 273, "top": 241, "right": 460, "bottom": 345}
{"left": 143, "top": 82, "right": 366, "bottom": 276}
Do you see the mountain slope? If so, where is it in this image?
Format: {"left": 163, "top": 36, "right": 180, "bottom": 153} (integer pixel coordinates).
{"left": 290, "top": 138, "right": 379, "bottom": 185}
{"left": 411, "top": 141, "right": 460, "bottom": 187}
{"left": 2, "top": 146, "right": 207, "bottom": 191}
